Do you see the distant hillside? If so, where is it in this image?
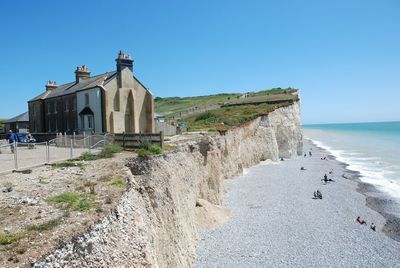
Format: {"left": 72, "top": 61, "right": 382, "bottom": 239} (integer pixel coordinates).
{"left": 155, "top": 88, "right": 299, "bottom": 131}
{"left": 155, "top": 88, "right": 297, "bottom": 117}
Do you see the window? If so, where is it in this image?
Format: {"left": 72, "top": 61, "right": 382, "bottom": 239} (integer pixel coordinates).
{"left": 55, "top": 120, "right": 58, "bottom": 132}
{"left": 65, "top": 100, "right": 70, "bottom": 112}
{"left": 54, "top": 101, "right": 57, "bottom": 114}
{"left": 85, "top": 93, "right": 89, "bottom": 106}
{"left": 66, "top": 119, "right": 70, "bottom": 131}
{"left": 72, "top": 98, "right": 76, "bottom": 111}
{"left": 88, "top": 116, "right": 93, "bottom": 129}
{"left": 47, "top": 103, "right": 50, "bottom": 114}
{"left": 48, "top": 120, "right": 51, "bottom": 132}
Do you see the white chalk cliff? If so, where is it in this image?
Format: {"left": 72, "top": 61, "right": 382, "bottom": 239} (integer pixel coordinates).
{"left": 34, "top": 101, "right": 303, "bottom": 268}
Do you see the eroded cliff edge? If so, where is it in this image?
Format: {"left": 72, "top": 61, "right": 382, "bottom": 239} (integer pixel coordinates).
{"left": 34, "top": 101, "right": 303, "bottom": 268}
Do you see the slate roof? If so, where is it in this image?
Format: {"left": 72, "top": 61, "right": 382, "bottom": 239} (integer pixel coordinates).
{"left": 79, "top": 107, "right": 94, "bottom": 116}
{"left": 29, "top": 71, "right": 117, "bottom": 102}
{"left": 5, "top": 112, "right": 29, "bottom": 123}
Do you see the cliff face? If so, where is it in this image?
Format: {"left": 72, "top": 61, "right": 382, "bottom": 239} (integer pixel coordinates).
{"left": 34, "top": 102, "right": 303, "bottom": 268}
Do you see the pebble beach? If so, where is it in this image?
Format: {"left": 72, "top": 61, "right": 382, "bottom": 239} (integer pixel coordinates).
{"left": 193, "top": 140, "right": 400, "bottom": 268}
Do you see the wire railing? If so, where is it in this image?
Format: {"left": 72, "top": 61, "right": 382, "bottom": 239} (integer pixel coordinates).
{"left": 0, "top": 134, "right": 107, "bottom": 174}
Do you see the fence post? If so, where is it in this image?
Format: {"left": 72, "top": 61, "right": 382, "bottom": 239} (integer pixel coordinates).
{"left": 122, "top": 132, "right": 125, "bottom": 149}
{"left": 46, "top": 141, "right": 49, "bottom": 163}
{"left": 64, "top": 132, "right": 67, "bottom": 147}
{"left": 160, "top": 131, "right": 164, "bottom": 148}
{"left": 73, "top": 132, "right": 76, "bottom": 146}
{"left": 83, "top": 132, "right": 86, "bottom": 147}
{"left": 14, "top": 141, "right": 18, "bottom": 170}
{"left": 88, "top": 135, "right": 91, "bottom": 154}
{"left": 70, "top": 140, "right": 73, "bottom": 159}
{"left": 47, "top": 141, "right": 50, "bottom": 163}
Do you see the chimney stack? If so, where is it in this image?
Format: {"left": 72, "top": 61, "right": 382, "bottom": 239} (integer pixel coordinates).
{"left": 75, "top": 65, "right": 91, "bottom": 83}
{"left": 45, "top": 80, "right": 57, "bottom": 91}
{"left": 116, "top": 50, "right": 133, "bottom": 73}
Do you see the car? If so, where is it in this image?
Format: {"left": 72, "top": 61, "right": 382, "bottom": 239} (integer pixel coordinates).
{"left": 16, "top": 133, "right": 36, "bottom": 144}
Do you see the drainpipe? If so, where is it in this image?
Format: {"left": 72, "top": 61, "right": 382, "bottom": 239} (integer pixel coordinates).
{"left": 98, "top": 85, "right": 107, "bottom": 134}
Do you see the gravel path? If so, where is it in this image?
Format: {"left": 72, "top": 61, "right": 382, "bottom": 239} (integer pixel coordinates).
{"left": 193, "top": 140, "right": 400, "bottom": 268}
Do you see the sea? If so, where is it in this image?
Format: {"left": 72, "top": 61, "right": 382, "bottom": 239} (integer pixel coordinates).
{"left": 303, "top": 121, "right": 400, "bottom": 201}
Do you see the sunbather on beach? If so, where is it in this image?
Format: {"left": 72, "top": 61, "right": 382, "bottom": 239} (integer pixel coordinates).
{"left": 300, "top": 167, "right": 305, "bottom": 170}
{"left": 370, "top": 223, "right": 376, "bottom": 231}
{"left": 356, "top": 216, "right": 367, "bottom": 225}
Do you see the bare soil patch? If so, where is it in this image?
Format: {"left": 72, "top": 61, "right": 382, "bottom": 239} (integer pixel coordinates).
{"left": 0, "top": 151, "right": 133, "bottom": 267}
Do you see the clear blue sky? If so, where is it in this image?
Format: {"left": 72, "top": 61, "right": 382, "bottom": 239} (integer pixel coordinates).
{"left": 0, "top": 0, "right": 399, "bottom": 124}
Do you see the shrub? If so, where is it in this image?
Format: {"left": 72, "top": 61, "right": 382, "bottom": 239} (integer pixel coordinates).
{"left": 47, "top": 192, "right": 79, "bottom": 204}
{"left": 195, "top": 111, "right": 217, "bottom": 122}
{"left": 26, "top": 218, "right": 60, "bottom": 233}
{"left": 47, "top": 192, "right": 94, "bottom": 212}
{"left": 77, "top": 152, "right": 99, "bottom": 161}
{"left": 108, "top": 178, "right": 126, "bottom": 188}
{"left": 137, "top": 143, "right": 163, "bottom": 157}
{"left": 0, "top": 232, "right": 27, "bottom": 245}
{"left": 52, "top": 161, "right": 84, "bottom": 169}
{"left": 97, "top": 144, "right": 123, "bottom": 158}
{"left": 73, "top": 199, "right": 91, "bottom": 211}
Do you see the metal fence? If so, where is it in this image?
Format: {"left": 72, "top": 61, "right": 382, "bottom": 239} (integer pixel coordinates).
{"left": 0, "top": 134, "right": 108, "bottom": 174}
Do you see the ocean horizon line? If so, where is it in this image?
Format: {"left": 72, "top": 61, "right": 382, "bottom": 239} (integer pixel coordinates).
{"left": 303, "top": 120, "right": 400, "bottom": 127}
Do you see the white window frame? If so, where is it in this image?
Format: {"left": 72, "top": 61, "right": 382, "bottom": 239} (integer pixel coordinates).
{"left": 88, "top": 115, "right": 94, "bottom": 130}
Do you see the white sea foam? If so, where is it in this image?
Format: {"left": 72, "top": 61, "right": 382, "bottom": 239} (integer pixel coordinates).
{"left": 310, "top": 138, "right": 400, "bottom": 199}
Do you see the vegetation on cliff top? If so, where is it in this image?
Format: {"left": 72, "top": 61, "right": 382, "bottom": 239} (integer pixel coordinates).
{"left": 155, "top": 88, "right": 297, "bottom": 117}
{"left": 180, "top": 101, "right": 293, "bottom": 131}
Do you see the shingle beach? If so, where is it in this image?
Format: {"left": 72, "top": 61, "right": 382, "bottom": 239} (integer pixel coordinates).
{"left": 193, "top": 140, "right": 400, "bottom": 268}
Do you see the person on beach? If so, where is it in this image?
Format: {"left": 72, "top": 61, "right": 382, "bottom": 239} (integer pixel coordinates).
{"left": 304, "top": 153, "right": 307, "bottom": 157}
{"left": 356, "top": 216, "right": 367, "bottom": 225}
{"left": 309, "top": 151, "right": 312, "bottom": 157}
{"left": 280, "top": 157, "right": 284, "bottom": 161}
{"left": 313, "top": 190, "right": 322, "bottom": 199}
{"left": 300, "top": 166, "right": 306, "bottom": 170}
{"left": 370, "top": 223, "right": 376, "bottom": 231}
{"left": 7, "top": 130, "right": 16, "bottom": 153}
{"left": 322, "top": 174, "right": 334, "bottom": 183}
{"left": 317, "top": 190, "right": 322, "bottom": 199}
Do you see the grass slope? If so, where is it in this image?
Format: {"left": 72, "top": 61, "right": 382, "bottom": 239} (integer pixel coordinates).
{"left": 179, "top": 101, "right": 293, "bottom": 131}
{"left": 155, "top": 88, "right": 296, "bottom": 117}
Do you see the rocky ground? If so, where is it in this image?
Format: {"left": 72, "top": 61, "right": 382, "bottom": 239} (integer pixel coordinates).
{"left": 0, "top": 152, "right": 132, "bottom": 267}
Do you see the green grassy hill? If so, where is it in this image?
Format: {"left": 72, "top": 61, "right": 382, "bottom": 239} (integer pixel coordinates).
{"left": 155, "top": 88, "right": 297, "bottom": 116}
{"left": 155, "top": 87, "right": 299, "bottom": 131}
